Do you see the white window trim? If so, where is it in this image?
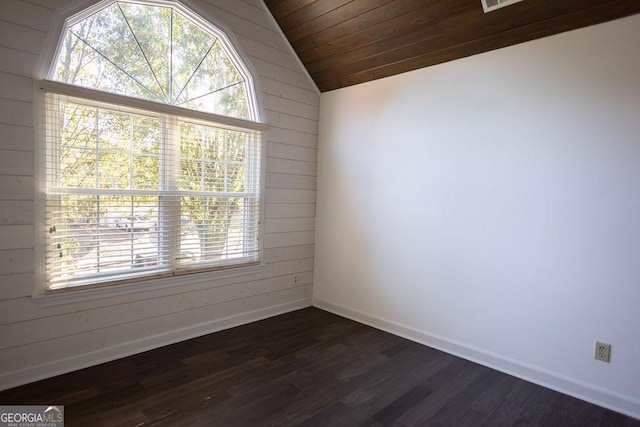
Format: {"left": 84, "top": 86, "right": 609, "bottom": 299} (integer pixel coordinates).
{"left": 33, "top": 263, "right": 265, "bottom": 307}
{"left": 42, "top": 81, "right": 267, "bottom": 132}
{"left": 32, "top": 0, "right": 267, "bottom": 305}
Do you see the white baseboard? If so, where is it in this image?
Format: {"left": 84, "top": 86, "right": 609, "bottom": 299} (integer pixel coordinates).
{"left": 313, "top": 297, "right": 640, "bottom": 421}
{"left": 0, "top": 298, "right": 312, "bottom": 391}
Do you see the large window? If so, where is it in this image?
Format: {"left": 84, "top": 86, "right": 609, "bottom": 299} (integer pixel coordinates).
{"left": 41, "top": 0, "right": 264, "bottom": 291}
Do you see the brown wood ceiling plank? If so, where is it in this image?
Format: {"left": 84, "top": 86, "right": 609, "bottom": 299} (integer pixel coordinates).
{"left": 285, "top": 0, "right": 395, "bottom": 46}
{"left": 309, "top": 0, "right": 613, "bottom": 80}
{"left": 267, "top": 0, "right": 316, "bottom": 21}
{"left": 318, "top": 0, "right": 640, "bottom": 91}
{"left": 277, "top": 0, "right": 356, "bottom": 32}
{"left": 264, "top": 0, "right": 287, "bottom": 8}
{"left": 296, "top": 0, "right": 471, "bottom": 64}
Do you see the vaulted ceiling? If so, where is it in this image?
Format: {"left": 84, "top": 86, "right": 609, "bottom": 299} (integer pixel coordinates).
{"left": 264, "top": 0, "right": 640, "bottom": 92}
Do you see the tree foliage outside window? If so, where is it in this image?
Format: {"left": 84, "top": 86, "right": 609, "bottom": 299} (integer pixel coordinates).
{"left": 43, "top": 0, "right": 262, "bottom": 289}
{"left": 53, "top": 1, "right": 252, "bottom": 119}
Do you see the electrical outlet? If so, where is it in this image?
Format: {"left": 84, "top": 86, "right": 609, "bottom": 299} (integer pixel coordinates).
{"left": 293, "top": 274, "right": 299, "bottom": 283}
{"left": 595, "top": 342, "right": 611, "bottom": 363}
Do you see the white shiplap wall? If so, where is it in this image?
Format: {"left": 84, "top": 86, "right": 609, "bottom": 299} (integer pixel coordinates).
{"left": 0, "top": 0, "right": 319, "bottom": 389}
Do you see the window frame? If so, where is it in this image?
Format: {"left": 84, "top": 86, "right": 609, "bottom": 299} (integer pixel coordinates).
{"left": 33, "top": 0, "right": 267, "bottom": 305}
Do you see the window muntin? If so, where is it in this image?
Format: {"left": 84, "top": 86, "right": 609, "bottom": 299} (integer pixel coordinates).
{"left": 43, "top": 1, "right": 263, "bottom": 291}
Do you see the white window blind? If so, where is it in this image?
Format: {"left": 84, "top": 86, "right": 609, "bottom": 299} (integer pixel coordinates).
{"left": 42, "top": 0, "right": 264, "bottom": 291}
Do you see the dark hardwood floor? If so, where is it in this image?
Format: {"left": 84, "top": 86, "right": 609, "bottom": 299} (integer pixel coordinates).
{"left": 0, "top": 307, "right": 638, "bottom": 426}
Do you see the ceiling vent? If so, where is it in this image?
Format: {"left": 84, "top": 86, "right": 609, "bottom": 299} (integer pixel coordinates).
{"left": 481, "top": 0, "right": 524, "bottom": 13}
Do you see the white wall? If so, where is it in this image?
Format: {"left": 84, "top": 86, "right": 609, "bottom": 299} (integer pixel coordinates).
{"left": 0, "top": 0, "right": 318, "bottom": 389}
{"left": 314, "top": 15, "right": 640, "bottom": 418}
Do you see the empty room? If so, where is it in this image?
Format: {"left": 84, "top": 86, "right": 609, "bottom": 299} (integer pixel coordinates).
{"left": 0, "top": 0, "right": 639, "bottom": 425}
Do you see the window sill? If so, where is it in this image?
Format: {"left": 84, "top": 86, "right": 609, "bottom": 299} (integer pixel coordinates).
{"left": 32, "top": 263, "right": 265, "bottom": 307}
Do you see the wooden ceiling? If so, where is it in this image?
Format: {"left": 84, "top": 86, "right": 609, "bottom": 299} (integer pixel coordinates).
{"left": 264, "top": 0, "right": 640, "bottom": 92}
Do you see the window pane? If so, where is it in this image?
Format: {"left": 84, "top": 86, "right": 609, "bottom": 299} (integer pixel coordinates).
{"left": 61, "top": 102, "right": 97, "bottom": 149}
{"left": 48, "top": 194, "right": 161, "bottom": 284}
{"left": 180, "top": 159, "right": 202, "bottom": 191}
{"left": 180, "top": 122, "right": 201, "bottom": 158}
{"left": 177, "top": 119, "right": 260, "bottom": 267}
{"left": 51, "top": 1, "right": 255, "bottom": 120}
{"left": 46, "top": 97, "right": 167, "bottom": 287}
{"left": 202, "top": 161, "right": 225, "bottom": 192}
{"left": 226, "top": 163, "right": 245, "bottom": 193}
{"left": 63, "top": 3, "right": 164, "bottom": 100}
{"left": 179, "top": 121, "right": 252, "bottom": 194}
{"left": 97, "top": 152, "right": 130, "bottom": 189}
{"left": 133, "top": 116, "right": 161, "bottom": 155}
{"left": 225, "top": 197, "right": 252, "bottom": 257}
{"left": 132, "top": 156, "right": 160, "bottom": 190}
{"left": 179, "top": 196, "right": 257, "bottom": 264}
{"left": 227, "top": 131, "right": 246, "bottom": 163}
{"left": 60, "top": 147, "right": 96, "bottom": 188}
{"left": 54, "top": 32, "right": 161, "bottom": 102}
{"left": 57, "top": 100, "right": 161, "bottom": 191}
{"left": 180, "top": 122, "right": 228, "bottom": 192}
{"left": 171, "top": 11, "right": 215, "bottom": 103}
{"left": 202, "top": 127, "right": 225, "bottom": 161}
{"left": 98, "top": 110, "right": 132, "bottom": 152}
{"left": 118, "top": 2, "right": 171, "bottom": 100}
{"left": 174, "top": 42, "right": 248, "bottom": 118}
{"left": 179, "top": 83, "right": 249, "bottom": 119}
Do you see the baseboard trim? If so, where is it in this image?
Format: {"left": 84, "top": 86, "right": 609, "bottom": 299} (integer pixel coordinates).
{"left": 0, "top": 298, "right": 312, "bottom": 391}
{"left": 313, "top": 297, "right": 640, "bottom": 421}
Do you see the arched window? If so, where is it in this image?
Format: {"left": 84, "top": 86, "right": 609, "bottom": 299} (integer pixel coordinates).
{"left": 41, "top": 0, "right": 264, "bottom": 291}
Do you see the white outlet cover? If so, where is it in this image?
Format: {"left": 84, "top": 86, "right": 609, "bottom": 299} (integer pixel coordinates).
{"left": 595, "top": 341, "right": 611, "bottom": 363}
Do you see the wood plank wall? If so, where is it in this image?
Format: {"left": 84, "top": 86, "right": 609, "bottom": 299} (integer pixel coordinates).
{"left": 0, "top": 0, "right": 319, "bottom": 389}
{"left": 265, "top": 0, "right": 640, "bottom": 92}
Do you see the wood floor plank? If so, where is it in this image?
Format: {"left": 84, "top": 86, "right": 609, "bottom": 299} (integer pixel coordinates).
{"left": 519, "top": 386, "right": 564, "bottom": 424}
{"left": 298, "top": 401, "right": 375, "bottom": 426}
{"left": 371, "top": 384, "right": 433, "bottom": 425}
{"left": 0, "top": 307, "right": 638, "bottom": 426}
{"left": 423, "top": 368, "right": 505, "bottom": 425}
{"left": 469, "top": 374, "right": 521, "bottom": 417}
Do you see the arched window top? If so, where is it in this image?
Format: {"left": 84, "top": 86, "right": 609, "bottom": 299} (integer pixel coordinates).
{"left": 50, "top": 0, "right": 258, "bottom": 121}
